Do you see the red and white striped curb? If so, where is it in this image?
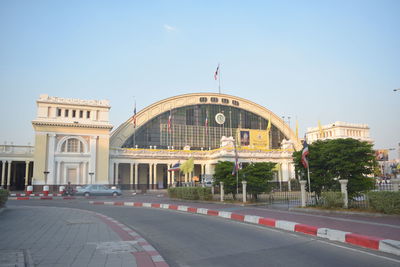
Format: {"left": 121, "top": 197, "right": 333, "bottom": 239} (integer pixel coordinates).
{"left": 10, "top": 193, "right": 62, "bottom": 197}
{"left": 93, "top": 213, "right": 168, "bottom": 267}
{"left": 9, "top": 196, "right": 75, "bottom": 200}
{"left": 90, "top": 201, "right": 400, "bottom": 257}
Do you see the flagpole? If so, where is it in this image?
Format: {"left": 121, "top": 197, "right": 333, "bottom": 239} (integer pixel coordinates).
{"left": 307, "top": 165, "right": 311, "bottom": 194}
{"left": 218, "top": 65, "right": 221, "bottom": 94}
{"left": 133, "top": 97, "right": 136, "bottom": 148}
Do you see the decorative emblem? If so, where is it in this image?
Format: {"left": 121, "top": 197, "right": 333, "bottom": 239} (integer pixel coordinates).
{"left": 215, "top": 113, "right": 226, "bottom": 125}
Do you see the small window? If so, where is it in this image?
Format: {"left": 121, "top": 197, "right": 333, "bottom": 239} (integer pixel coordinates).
{"left": 232, "top": 100, "right": 239, "bottom": 106}
{"left": 65, "top": 109, "right": 69, "bottom": 117}
{"left": 199, "top": 97, "right": 208, "bottom": 102}
{"left": 222, "top": 98, "right": 229, "bottom": 104}
{"left": 72, "top": 110, "right": 76, "bottom": 117}
{"left": 79, "top": 110, "right": 83, "bottom": 118}
{"left": 86, "top": 111, "right": 90, "bottom": 119}
{"left": 57, "top": 108, "right": 62, "bottom": 117}
{"left": 211, "top": 97, "right": 218, "bottom": 103}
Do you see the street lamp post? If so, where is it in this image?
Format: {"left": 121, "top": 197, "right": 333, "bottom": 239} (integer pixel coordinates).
{"left": 88, "top": 172, "right": 94, "bottom": 184}
{"left": 43, "top": 171, "right": 49, "bottom": 185}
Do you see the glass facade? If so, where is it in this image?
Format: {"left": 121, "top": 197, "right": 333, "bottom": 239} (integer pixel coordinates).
{"left": 122, "top": 104, "right": 287, "bottom": 150}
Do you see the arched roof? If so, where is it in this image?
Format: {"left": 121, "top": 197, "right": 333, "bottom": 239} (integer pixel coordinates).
{"left": 110, "top": 93, "right": 301, "bottom": 150}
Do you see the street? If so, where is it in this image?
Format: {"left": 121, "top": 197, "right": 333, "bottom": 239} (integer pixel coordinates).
{"left": 3, "top": 198, "right": 400, "bottom": 267}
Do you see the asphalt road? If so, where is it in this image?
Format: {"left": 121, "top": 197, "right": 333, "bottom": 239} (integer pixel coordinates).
{"left": 9, "top": 199, "right": 400, "bottom": 267}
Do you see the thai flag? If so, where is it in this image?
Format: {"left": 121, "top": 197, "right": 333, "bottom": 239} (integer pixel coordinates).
{"left": 205, "top": 114, "right": 208, "bottom": 135}
{"left": 133, "top": 103, "right": 137, "bottom": 127}
{"left": 168, "top": 112, "right": 172, "bottom": 132}
{"left": 214, "top": 64, "right": 219, "bottom": 80}
{"left": 232, "top": 160, "right": 239, "bottom": 176}
{"left": 301, "top": 140, "right": 309, "bottom": 169}
{"left": 168, "top": 162, "right": 180, "bottom": 172}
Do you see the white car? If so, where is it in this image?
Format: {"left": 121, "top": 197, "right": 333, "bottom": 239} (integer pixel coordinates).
{"left": 75, "top": 184, "right": 121, "bottom": 197}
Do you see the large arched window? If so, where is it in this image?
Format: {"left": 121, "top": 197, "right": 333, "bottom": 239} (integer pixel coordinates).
{"left": 60, "top": 138, "right": 85, "bottom": 153}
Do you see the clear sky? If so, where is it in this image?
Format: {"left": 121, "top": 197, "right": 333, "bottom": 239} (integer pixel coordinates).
{"left": 1, "top": 0, "right": 399, "bottom": 158}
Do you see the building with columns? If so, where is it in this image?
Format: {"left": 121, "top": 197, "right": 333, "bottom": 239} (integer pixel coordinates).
{"left": 0, "top": 93, "right": 301, "bottom": 191}
{"left": 306, "top": 121, "right": 373, "bottom": 144}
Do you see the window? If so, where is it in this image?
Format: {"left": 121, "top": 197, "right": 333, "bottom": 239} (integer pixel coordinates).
{"left": 232, "top": 100, "right": 239, "bottom": 106}
{"left": 79, "top": 110, "right": 83, "bottom": 118}
{"left": 211, "top": 97, "right": 218, "bottom": 103}
{"left": 65, "top": 109, "right": 69, "bottom": 117}
{"left": 60, "top": 138, "right": 84, "bottom": 153}
{"left": 86, "top": 111, "right": 90, "bottom": 119}
{"left": 200, "top": 97, "right": 208, "bottom": 102}
{"left": 57, "top": 108, "right": 62, "bottom": 117}
{"left": 72, "top": 110, "right": 76, "bottom": 117}
{"left": 222, "top": 98, "right": 229, "bottom": 104}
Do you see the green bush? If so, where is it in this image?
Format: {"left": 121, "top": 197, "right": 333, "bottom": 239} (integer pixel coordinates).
{"left": 320, "top": 191, "right": 344, "bottom": 209}
{"left": 168, "top": 187, "right": 212, "bottom": 201}
{"left": 0, "top": 189, "right": 9, "bottom": 207}
{"left": 367, "top": 191, "right": 400, "bottom": 214}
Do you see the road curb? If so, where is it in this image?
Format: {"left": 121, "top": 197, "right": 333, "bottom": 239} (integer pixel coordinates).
{"left": 90, "top": 201, "right": 400, "bottom": 257}
{"left": 93, "top": 212, "right": 168, "bottom": 267}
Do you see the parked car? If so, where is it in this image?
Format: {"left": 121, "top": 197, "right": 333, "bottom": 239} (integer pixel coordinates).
{"left": 75, "top": 184, "right": 122, "bottom": 197}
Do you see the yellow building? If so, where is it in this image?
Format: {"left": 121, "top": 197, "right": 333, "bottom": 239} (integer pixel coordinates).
{"left": 0, "top": 93, "right": 301, "bottom": 192}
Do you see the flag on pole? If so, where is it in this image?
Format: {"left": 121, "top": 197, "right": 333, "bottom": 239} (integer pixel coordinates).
{"left": 133, "top": 101, "right": 137, "bottom": 128}
{"left": 205, "top": 112, "right": 209, "bottom": 135}
{"left": 168, "top": 111, "right": 172, "bottom": 132}
{"left": 232, "top": 142, "right": 239, "bottom": 175}
{"left": 214, "top": 64, "right": 220, "bottom": 80}
{"left": 168, "top": 162, "right": 181, "bottom": 172}
{"left": 301, "top": 139, "right": 309, "bottom": 169}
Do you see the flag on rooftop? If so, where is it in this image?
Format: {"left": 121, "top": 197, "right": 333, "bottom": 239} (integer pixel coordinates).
{"left": 132, "top": 101, "right": 137, "bottom": 128}
{"left": 214, "top": 64, "right": 219, "bottom": 80}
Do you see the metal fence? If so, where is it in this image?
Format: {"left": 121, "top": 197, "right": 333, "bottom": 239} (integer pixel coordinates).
{"left": 349, "top": 182, "right": 395, "bottom": 209}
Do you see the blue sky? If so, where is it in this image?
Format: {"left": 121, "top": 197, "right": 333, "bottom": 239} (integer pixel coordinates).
{"left": 1, "top": 0, "right": 399, "bottom": 158}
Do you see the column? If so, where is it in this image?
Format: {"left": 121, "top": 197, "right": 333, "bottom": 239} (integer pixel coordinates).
{"left": 115, "top": 162, "right": 119, "bottom": 185}
{"left": 242, "top": 181, "right": 247, "bottom": 203}
{"left": 47, "top": 133, "right": 56, "bottom": 184}
{"left": 149, "top": 163, "right": 153, "bottom": 189}
{"left": 154, "top": 163, "right": 157, "bottom": 189}
{"left": 82, "top": 161, "right": 87, "bottom": 185}
{"left": 167, "top": 164, "right": 171, "bottom": 186}
{"left": 339, "top": 179, "right": 349, "bottom": 208}
{"left": 77, "top": 163, "right": 81, "bottom": 185}
{"left": 7, "top": 160, "right": 12, "bottom": 187}
{"left": 89, "top": 136, "right": 97, "bottom": 182}
{"left": 25, "top": 161, "right": 30, "bottom": 186}
{"left": 134, "top": 163, "right": 139, "bottom": 189}
{"left": 1, "top": 161, "right": 5, "bottom": 186}
{"left": 220, "top": 182, "right": 224, "bottom": 202}
{"left": 56, "top": 161, "right": 61, "bottom": 185}
{"left": 130, "top": 163, "right": 134, "bottom": 188}
{"left": 108, "top": 160, "right": 113, "bottom": 184}
{"left": 300, "top": 180, "right": 307, "bottom": 207}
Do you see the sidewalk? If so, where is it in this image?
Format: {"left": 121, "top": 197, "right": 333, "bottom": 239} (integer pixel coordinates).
{"left": 0, "top": 205, "right": 167, "bottom": 267}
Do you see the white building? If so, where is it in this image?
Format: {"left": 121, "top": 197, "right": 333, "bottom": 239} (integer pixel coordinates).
{"left": 306, "top": 121, "right": 373, "bottom": 144}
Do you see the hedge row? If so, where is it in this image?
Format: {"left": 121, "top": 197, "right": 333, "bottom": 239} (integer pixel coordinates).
{"left": 168, "top": 187, "right": 212, "bottom": 201}
{"left": 0, "top": 189, "right": 9, "bottom": 207}
{"left": 319, "top": 191, "right": 344, "bottom": 209}
{"left": 367, "top": 191, "right": 400, "bottom": 214}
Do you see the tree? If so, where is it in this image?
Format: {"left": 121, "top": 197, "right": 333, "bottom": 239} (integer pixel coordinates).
{"left": 242, "top": 162, "right": 276, "bottom": 200}
{"left": 213, "top": 161, "right": 240, "bottom": 199}
{"left": 293, "top": 138, "right": 376, "bottom": 198}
